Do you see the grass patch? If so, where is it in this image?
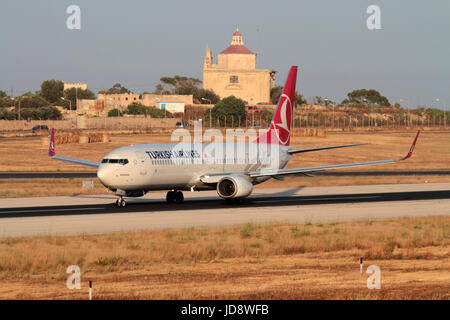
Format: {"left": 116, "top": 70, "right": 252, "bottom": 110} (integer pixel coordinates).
{"left": 240, "top": 222, "right": 257, "bottom": 238}
{"left": 0, "top": 216, "right": 447, "bottom": 276}
{"left": 0, "top": 216, "right": 449, "bottom": 299}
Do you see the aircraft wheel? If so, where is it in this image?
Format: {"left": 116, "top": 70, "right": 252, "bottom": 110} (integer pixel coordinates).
{"left": 175, "top": 191, "right": 184, "bottom": 204}
{"left": 166, "top": 191, "right": 176, "bottom": 204}
{"left": 116, "top": 198, "right": 126, "bottom": 207}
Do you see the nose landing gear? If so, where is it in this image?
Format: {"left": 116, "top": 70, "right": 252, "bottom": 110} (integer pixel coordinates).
{"left": 166, "top": 191, "right": 184, "bottom": 204}
{"left": 115, "top": 196, "right": 126, "bottom": 207}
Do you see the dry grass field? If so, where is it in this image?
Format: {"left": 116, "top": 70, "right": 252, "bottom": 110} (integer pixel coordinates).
{"left": 0, "top": 217, "right": 448, "bottom": 299}
{"left": 0, "top": 178, "right": 106, "bottom": 198}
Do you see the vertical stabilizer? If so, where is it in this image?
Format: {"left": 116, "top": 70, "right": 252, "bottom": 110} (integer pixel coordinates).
{"left": 254, "top": 66, "right": 298, "bottom": 146}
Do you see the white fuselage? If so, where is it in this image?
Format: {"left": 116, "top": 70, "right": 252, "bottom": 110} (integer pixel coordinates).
{"left": 97, "top": 142, "right": 292, "bottom": 194}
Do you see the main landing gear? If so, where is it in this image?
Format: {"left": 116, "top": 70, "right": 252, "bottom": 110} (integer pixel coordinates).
{"left": 166, "top": 190, "right": 184, "bottom": 204}
{"left": 115, "top": 196, "right": 126, "bottom": 207}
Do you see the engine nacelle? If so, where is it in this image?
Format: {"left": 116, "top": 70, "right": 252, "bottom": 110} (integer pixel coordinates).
{"left": 216, "top": 175, "right": 254, "bottom": 199}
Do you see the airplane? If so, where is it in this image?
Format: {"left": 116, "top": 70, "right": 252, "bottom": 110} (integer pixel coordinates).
{"left": 48, "top": 66, "right": 420, "bottom": 207}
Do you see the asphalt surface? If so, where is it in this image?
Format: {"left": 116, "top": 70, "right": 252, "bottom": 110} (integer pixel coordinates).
{"left": 0, "top": 189, "right": 449, "bottom": 219}
{"left": 0, "top": 183, "right": 449, "bottom": 237}
{"left": 1, "top": 170, "right": 450, "bottom": 179}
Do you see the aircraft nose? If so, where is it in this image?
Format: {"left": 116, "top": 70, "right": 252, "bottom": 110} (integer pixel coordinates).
{"left": 97, "top": 165, "right": 110, "bottom": 186}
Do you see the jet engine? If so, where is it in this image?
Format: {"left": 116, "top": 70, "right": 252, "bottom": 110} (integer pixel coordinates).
{"left": 216, "top": 175, "right": 253, "bottom": 199}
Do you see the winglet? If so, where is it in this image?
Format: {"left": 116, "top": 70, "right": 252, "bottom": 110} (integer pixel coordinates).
{"left": 48, "top": 128, "right": 55, "bottom": 157}
{"left": 400, "top": 130, "right": 420, "bottom": 161}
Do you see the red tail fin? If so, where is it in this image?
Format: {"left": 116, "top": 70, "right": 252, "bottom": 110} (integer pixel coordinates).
{"left": 254, "top": 66, "right": 298, "bottom": 145}
{"left": 48, "top": 128, "right": 55, "bottom": 157}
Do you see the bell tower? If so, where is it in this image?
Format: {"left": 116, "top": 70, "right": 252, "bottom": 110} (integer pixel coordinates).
{"left": 231, "top": 28, "right": 243, "bottom": 45}
{"left": 203, "top": 46, "right": 214, "bottom": 69}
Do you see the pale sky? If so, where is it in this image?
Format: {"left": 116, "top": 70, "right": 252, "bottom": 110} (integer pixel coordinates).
{"left": 0, "top": 0, "right": 449, "bottom": 109}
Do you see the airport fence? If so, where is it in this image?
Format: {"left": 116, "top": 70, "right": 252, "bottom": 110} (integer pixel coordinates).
{"left": 0, "top": 117, "right": 180, "bottom": 133}
{"left": 188, "top": 107, "right": 450, "bottom": 131}
{"left": 1, "top": 109, "right": 449, "bottom": 133}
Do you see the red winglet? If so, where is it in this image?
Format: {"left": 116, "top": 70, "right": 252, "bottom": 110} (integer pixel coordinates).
{"left": 48, "top": 128, "right": 55, "bottom": 157}
{"left": 401, "top": 130, "right": 420, "bottom": 160}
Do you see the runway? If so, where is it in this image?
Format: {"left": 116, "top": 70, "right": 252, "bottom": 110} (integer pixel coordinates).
{"left": 0, "top": 183, "right": 449, "bottom": 237}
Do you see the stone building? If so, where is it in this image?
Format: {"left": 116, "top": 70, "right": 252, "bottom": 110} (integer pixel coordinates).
{"left": 79, "top": 93, "right": 194, "bottom": 114}
{"left": 97, "top": 92, "right": 141, "bottom": 110}
{"left": 202, "top": 28, "right": 275, "bottom": 105}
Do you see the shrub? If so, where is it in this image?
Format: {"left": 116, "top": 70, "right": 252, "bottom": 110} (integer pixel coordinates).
{"left": 125, "top": 102, "right": 172, "bottom": 118}
{"left": 108, "top": 109, "right": 122, "bottom": 117}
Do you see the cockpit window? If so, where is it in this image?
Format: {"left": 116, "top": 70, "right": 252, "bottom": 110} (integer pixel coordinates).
{"left": 101, "top": 158, "right": 128, "bottom": 165}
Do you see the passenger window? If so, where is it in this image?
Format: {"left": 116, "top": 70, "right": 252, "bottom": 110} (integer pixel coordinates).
{"left": 101, "top": 159, "right": 108, "bottom": 163}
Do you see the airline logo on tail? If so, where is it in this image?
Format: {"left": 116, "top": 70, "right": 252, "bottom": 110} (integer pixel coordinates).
{"left": 255, "top": 65, "right": 297, "bottom": 146}
{"left": 273, "top": 93, "right": 292, "bottom": 145}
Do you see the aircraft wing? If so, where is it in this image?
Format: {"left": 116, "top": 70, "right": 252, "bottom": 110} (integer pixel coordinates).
{"left": 288, "top": 143, "right": 368, "bottom": 154}
{"left": 50, "top": 155, "right": 100, "bottom": 168}
{"left": 249, "top": 130, "right": 420, "bottom": 178}
{"left": 48, "top": 128, "right": 100, "bottom": 168}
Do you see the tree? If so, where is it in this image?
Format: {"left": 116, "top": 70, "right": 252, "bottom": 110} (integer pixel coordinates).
{"left": 40, "top": 80, "right": 64, "bottom": 103}
{"left": 18, "top": 106, "right": 62, "bottom": 120}
{"left": 342, "top": 89, "right": 390, "bottom": 106}
{"left": 0, "top": 95, "right": 13, "bottom": 108}
{"left": 271, "top": 86, "right": 306, "bottom": 106}
{"left": 126, "top": 102, "right": 149, "bottom": 115}
{"left": 154, "top": 76, "right": 202, "bottom": 95}
{"left": 106, "top": 83, "right": 131, "bottom": 94}
{"left": 108, "top": 109, "right": 122, "bottom": 117}
{"left": 0, "top": 90, "right": 7, "bottom": 98}
{"left": 63, "top": 88, "right": 96, "bottom": 107}
{"left": 0, "top": 109, "right": 16, "bottom": 120}
{"left": 270, "top": 86, "right": 283, "bottom": 104}
{"left": 203, "top": 95, "right": 246, "bottom": 127}
{"left": 194, "top": 88, "right": 220, "bottom": 104}
{"left": 294, "top": 92, "right": 307, "bottom": 106}
{"left": 154, "top": 75, "right": 219, "bottom": 104}
{"left": 311, "top": 96, "right": 323, "bottom": 105}
{"left": 125, "top": 102, "right": 173, "bottom": 118}
{"left": 322, "top": 98, "right": 336, "bottom": 106}
{"left": 17, "top": 94, "right": 50, "bottom": 109}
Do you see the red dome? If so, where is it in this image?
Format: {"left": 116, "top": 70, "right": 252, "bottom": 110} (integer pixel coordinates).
{"left": 220, "top": 45, "right": 254, "bottom": 55}
{"left": 233, "top": 30, "right": 242, "bottom": 36}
